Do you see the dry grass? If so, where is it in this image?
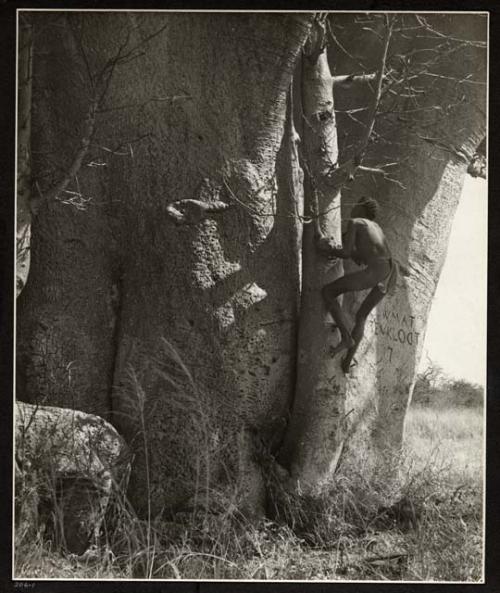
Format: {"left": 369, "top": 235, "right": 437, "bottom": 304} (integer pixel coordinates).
{"left": 404, "top": 405, "right": 483, "bottom": 481}
{"left": 400, "top": 405, "right": 484, "bottom": 581}
{"left": 14, "top": 401, "right": 484, "bottom": 582}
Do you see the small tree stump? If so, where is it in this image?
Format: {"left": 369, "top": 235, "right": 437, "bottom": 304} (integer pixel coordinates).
{"left": 15, "top": 401, "right": 130, "bottom": 555}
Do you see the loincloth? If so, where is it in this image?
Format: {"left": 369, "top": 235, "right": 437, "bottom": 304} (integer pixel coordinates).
{"left": 376, "top": 258, "right": 398, "bottom": 295}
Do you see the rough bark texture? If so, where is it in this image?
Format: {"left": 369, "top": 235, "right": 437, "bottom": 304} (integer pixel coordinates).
{"left": 17, "top": 13, "right": 313, "bottom": 516}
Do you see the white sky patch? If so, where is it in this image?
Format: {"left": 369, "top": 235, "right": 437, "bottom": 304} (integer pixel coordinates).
{"left": 420, "top": 175, "right": 487, "bottom": 386}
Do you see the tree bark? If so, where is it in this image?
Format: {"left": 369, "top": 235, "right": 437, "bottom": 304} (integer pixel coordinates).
{"left": 17, "top": 18, "right": 33, "bottom": 296}
{"left": 278, "top": 19, "right": 346, "bottom": 491}
{"left": 17, "top": 12, "right": 314, "bottom": 517}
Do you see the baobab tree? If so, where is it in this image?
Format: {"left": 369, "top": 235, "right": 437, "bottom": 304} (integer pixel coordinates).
{"left": 16, "top": 11, "right": 486, "bottom": 519}
{"left": 280, "top": 11, "right": 486, "bottom": 494}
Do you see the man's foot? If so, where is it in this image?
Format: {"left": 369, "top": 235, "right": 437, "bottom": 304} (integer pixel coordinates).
{"left": 341, "top": 355, "right": 357, "bottom": 374}
{"left": 329, "top": 336, "right": 355, "bottom": 358}
{"left": 325, "top": 321, "right": 339, "bottom": 333}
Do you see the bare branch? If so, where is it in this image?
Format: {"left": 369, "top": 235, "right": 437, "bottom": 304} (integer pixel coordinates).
{"left": 326, "top": 19, "right": 368, "bottom": 70}
{"left": 67, "top": 18, "right": 95, "bottom": 91}
{"left": 221, "top": 177, "right": 273, "bottom": 219}
{"left": 165, "top": 199, "right": 232, "bottom": 225}
{"left": 356, "top": 15, "right": 395, "bottom": 159}
{"left": 97, "top": 93, "right": 192, "bottom": 114}
{"left": 324, "top": 15, "right": 395, "bottom": 191}
{"left": 357, "top": 165, "right": 386, "bottom": 174}
{"left": 32, "top": 99, "right": 98, "bottom": 214}
{"left": 419, "top": 71, "right": 486, "bottom": 86}
{"left": 360, "top": 26, "right": 384, "bottom": 41}
{"left": 415, "top": 133, "right": 473, "bottom": 164}
{"left": 106, "top": 22, "right": 169, "bottom": 67}
{"left": 92, "top": 133, "right": 151, "bottom": 157}
{"left": 31, "top": 18, "right": 171, "bottom": 215}
{"left": 415, "top": 15, "right": 487, "bottom": 49}
{"left": 357, "top": 165, "right": 407, "bottom": 189}
{"left": 332, "top": 73, "right": 377, "bottom": 86}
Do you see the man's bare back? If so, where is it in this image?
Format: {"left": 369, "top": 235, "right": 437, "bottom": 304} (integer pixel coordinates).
{"left": 349, "top": 218, "right": 391, "bottom": 266}
{"left": 316, "top": 197, "right": 396, "bottom": 372}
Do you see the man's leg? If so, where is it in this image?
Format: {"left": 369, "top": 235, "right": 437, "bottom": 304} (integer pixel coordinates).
{"left": 341, "top": 286, "right": 385, "bottom": 373}
{"left": 322, "top": 269, "right": 380, "bottom": 357}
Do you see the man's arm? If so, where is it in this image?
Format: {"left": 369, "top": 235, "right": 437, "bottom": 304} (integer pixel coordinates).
{"left": 316, "top": 219, "right": 356, "bottom": 259}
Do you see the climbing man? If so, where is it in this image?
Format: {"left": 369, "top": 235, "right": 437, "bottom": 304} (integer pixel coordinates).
{"left": 316, "top": 196, "right": 398, "bottom": 373}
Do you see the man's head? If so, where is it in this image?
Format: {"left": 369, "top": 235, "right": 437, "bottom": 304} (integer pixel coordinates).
{"left": 352, "top": 196, "right": 379, "bottom": 220}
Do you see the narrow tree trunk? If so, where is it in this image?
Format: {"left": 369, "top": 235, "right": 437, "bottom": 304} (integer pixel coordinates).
{"left": 279, "top": 21, "right": 346, "bottom": 492}
{"left": 17, "top": 18, "right": 33, "bottom": 296}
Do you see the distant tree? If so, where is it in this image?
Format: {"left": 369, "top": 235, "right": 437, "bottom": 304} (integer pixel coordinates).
{"left": 447, "top": 378, "right": 484, "bottom": 407}
{"left": 412, "top": 359, "right": 483, "bottom": 408}
{"left": 411, "top": 359, "right": 444, "bottom": 405}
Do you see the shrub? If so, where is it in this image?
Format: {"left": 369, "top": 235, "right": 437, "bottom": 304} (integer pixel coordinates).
{"left": 412, "top": 369, "right": 483, "bottom": 409}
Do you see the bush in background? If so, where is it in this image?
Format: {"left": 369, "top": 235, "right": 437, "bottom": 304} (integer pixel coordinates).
{"left": 411, "top": 361, "right": 483, "bottom": 408}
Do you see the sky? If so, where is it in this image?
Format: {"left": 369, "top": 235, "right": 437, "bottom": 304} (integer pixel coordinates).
{"left": 420, "top": 175, "right": 487, "bottom": 386}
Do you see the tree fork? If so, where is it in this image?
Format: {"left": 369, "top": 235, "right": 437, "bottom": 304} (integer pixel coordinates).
{"left": 321, "top": 15, "right": 394, "bottom": 192}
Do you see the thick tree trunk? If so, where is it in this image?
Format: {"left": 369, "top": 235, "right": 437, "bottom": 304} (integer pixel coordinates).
{"left": 17, "top": 13, "right": 313, "bottom": 516}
